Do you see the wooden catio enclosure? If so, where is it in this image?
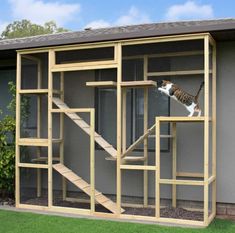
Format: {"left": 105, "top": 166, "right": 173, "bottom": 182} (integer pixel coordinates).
{"left": 15, "top": 33, "right": 216, "bottom": 227}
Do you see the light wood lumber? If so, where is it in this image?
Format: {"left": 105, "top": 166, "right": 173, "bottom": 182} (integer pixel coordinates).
{"left": 120, "top": 80, "right": 156, "bottom": 88}
{"left": 53, "top": 163, "right": 124, "bottom": 214}
{"left": 86, "top": 81, "right": 117, "bottom": 87}
{"left": 147, "top": 69, "right": 212, "bottom": 77}
{"left": 172, "top": 123, "right": 177, "bottom": 208}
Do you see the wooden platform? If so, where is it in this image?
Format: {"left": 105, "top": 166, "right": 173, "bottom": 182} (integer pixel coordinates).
{"left": 52, "top": 97, "right": 117, "bottom": 159}
{"left": 53, "top": 163, "right": 124, "bottom": 214}
{"left": 120, "top": 80, "right": 157, "bottom": 88}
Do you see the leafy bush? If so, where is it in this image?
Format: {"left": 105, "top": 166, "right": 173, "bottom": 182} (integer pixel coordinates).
{"left": 0, "top": 82, "right": 29, "bottom": 197}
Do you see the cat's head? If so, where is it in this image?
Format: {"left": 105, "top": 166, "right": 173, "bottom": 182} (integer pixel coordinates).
{"left": 157, "top": 80, "right": 173, "bottom": 96}
{"left": 157, "top": 80, "right": 173, "bottom": 89}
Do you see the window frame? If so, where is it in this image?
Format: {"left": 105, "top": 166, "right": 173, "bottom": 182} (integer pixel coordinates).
{"left": 94, "top": 69, "right": 171, "bottom": 153}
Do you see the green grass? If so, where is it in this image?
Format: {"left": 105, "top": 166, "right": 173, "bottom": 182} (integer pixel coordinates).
{"left": 0, "top": 209, "right": 234, "bottom": 233}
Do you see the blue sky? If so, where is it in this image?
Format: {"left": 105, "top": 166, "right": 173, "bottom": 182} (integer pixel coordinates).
{"left": 0, "top": 0, "right": 234, "bottom": 33}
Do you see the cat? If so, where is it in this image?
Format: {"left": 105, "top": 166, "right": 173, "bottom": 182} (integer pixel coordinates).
{"left": 157, "top": 80, "right": 204, "bottom": 117}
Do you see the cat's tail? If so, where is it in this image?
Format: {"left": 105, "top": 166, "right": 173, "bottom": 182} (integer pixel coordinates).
{"left": 195, "top": 81, "right": 204, "bottom": 101}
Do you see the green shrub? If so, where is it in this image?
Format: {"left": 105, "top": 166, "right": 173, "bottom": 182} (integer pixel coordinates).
{"left": 0, "top": 82, "right": 29, "bottom": 197}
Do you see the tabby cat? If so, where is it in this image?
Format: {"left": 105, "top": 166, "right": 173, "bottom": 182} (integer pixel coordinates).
{"left": 158, "top": 80, "right": 204, "bottom": 117}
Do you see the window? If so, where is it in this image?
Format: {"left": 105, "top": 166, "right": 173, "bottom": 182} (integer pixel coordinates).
{"left": 95, "top": 59, "right": 170, "bottom": 152}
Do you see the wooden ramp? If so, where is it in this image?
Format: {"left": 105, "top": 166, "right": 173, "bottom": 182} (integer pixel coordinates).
{"left": 53, "top": 163, "right": 124, "bottom": 214}
{"left": 52, "top": 97, "right": 117, "bottom": 159}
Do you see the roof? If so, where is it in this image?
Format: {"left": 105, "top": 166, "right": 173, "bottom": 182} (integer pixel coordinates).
{"left": 0, "top": 18, "right": 235, "bottom": 51}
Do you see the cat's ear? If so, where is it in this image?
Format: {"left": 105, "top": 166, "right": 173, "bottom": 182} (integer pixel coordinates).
{"left": 169, "top": 88, "right": 175, "bottom": 96}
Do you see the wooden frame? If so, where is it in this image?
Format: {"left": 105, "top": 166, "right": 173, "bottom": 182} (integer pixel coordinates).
{"left": 15, "top": 32, "right": 216, "bottom": 227}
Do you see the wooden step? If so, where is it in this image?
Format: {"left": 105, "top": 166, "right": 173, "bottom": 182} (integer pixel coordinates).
{"left": 53, "top": 163, "right": 124, "bottom": 214}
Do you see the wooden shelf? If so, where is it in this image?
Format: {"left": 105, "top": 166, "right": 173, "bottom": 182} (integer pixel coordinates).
{"left": 120, "top": 80, "right": 157, "bottom": 88}
{"left": 86, "top": 81, "right": 117, "bottom": 88}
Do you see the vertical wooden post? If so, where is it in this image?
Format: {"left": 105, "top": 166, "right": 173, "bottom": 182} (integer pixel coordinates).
{"left": 116, "top": 42, "right": 122, "bottom": 215}
{"left": 203, "top": 35, "right": 210, "bottom": 226}
{"left": 36, "top": 60, "right": 42, "bottom": 197}
{"left": 143, "top": 55, "right": 148, "bottom": 207}
{"left": 155, "top": 118, "right": 160, "bottom": 218}
{"left": 59, "top": 72, "right": 66, "bottom": 200}
{"left": 122, "top": 88, "right": 127, "bottom": 155}
{"left": 90, "top": 109, "right": 95, "bottom": 213}
{"left": 48, "top": 49, "right": 55, "bottom": 208}
{"left": 172, "top": 122, "right": 177, "bottom": 208}
{"left": 15, "top": 52, "right": 21, "bottom": 207}
{"left": 211, "top": 38, "right": 217, "bottom": 217}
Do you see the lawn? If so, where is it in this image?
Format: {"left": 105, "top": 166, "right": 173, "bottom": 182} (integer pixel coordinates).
{"left": 0, "top": 209, "right": 234, "bottom": 233}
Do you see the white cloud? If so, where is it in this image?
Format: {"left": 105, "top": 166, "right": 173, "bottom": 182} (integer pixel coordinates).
{"left": 115, "top": 6, "right": 150, "bottom": 26}
{"left": 165, "top": 1, "right": 213, "bottom": 21}
{"left": 84, "top": 6, "right": 151, "bottom": 29}
{"left": 0, "top": 21, "right": 9, "bottom": 34}
{"left": 85, "top": 20, "right": 111, "bottom": 29}
{"left": 8, "top": 0, "right": 80, "bottom": 26}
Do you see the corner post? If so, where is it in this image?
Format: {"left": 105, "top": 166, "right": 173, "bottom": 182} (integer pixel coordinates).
{"left": 172, "top": 122, "right": 177, "bottom": 208}
{"left": 15, "top": 52, "right": 22, "bottom": 207}
{"left": 203, "top": 35, "right": 210, "bottom": 226}
{"left": 155, "top": 117, "right": 160, "bottom": 218}
{"left": 90, "top": 108, "right": 95, "bottom": 213}
{"left": 48, "top": 49, "right": 55, "bottom": 208}
{"left": 143, "top": 55, "right": 148, "bottom": 207}
{"left": 116, "top": 42, "right": 122, "bottom": 215}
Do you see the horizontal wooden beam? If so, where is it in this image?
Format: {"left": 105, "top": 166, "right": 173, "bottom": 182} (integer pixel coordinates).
{"left": 123, "top": 50, "right": 205, "bottom": 60}
{"left": 120, "top": 165, "right": 156, "bottom": 170}
{"left": 121, "top": 33, "right": 208, "bottom": 46}
{"left": 148, "top": 134, "right": 173, "bottom": 138}
{"left": 176, "top": 172, "right": 204, "bottom": 178}
{"left": 120, "top": 80, "right": 157, "bottom": 88}
{"left": 160, "top": 179, "right": 204, "bottom": 186}
{"left": 18, "top": 163, "right": 48, "bottom": 169}
{"left": 51, "top": 108, "right": 93, "bottom": 113}
{"left": 86, "top": 81, "right": 117, "bottom": 88}
{"left": 51, "top": 61, "right": 117, "bottom": 72}
{"left": 18, "top": 138, "right": 48, "bottom": 146}
{"left": 123, "top": 156, "right": 146, "bottom": 162}
{"left": 157, "top": 116, "right": 206, "bottom": 122}
{"left": 31, "top": 157, "right": 60, "bottom": 163}
{"left": 148, "top": 69, "right": 212, "bottom": 77}
{"left": 19, "top": 89, "right": 61, "bottom": 94}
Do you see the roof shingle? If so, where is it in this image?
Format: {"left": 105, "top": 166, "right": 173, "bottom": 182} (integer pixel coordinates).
{"left": 0, "top": 18, "right": 235, "bottom": 51}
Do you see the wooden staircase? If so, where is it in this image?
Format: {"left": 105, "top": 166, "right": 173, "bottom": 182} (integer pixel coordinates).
{"left": 52, "top": 97, "right": 117, "bottom": 159}
{"left": 53, "top": 163, "right": 124, "bottom": 214}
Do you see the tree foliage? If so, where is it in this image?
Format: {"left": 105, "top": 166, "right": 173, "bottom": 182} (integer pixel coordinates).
{"left": 1, "top": 19, "right": 69, "bottom": 39}
{"left": 0, "top": 82, "right": 29, "bottom": 197}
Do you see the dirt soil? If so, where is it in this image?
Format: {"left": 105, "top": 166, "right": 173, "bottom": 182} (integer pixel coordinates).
{"left": 20, "top": 197, "right": 203, "bottom": 221}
